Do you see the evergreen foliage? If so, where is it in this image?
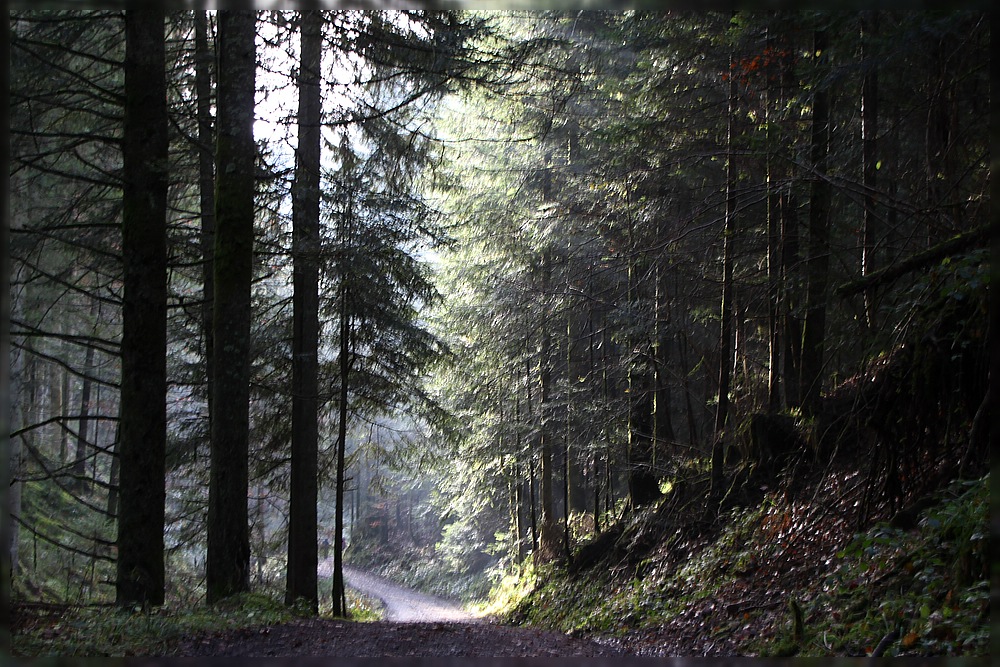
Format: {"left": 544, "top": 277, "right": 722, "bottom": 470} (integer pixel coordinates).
{"left": 7, "top": 9, "right": 989, "bottom": 658}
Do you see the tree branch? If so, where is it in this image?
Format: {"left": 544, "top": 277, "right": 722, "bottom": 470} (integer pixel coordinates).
{"left": 835, "top": 223, "right": 996, "bottom": 298}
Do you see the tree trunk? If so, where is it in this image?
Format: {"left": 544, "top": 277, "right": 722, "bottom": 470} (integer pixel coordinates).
{"left": 106, "top": 422, "right": 120, "bottom": 519}
{"left": 800, "top": 27, "right": 832, "bottom": 418}
{"left": 331, "top": 280, "right": 350, "bottom": 617}
{"left": 59, "top": 364, "right": 70, "bottom": 464}
{"left": 860, "top": 11, "right": 880, "bottom": 328}
{"left": 765, "top": 28, "right": 781, "bottom": 412}
{"left": 627, "top": 352, "right": 660, "bottom": 507}
{"left": 194, "top": 10, "right": 216, "bottom": 450}
{"left": 117, "top": 8, "right": 168, "bottom": 608}
{"left": 7, "top": 322, "right": 29, "bottom": 590}
{"left": 712, "top": 38, "right": 737, "bottom": 497}
{"left": 513, "top": 398, "right": 528, "bottom": 562}
{"left": 537, "top": 317, "right": 559, "bottom": 561}
{"left": 654, "top": 256, "right": 676, "bottom": 450}
{"left": 525, "top": 359, "right": 538, "bottom": 555}
{"left": 207, "top": 9, "right": 255, "bottom": 604}
{"left": 925, "top": 29, "right": 958, "bottom": 245}
{"left": 285, "top": 9, "right": 322, "bottom": 613}
{"left": 331, "top": 138, "right": 357, "bottom": 617}
{"left": 72, "top": 325, "right": 95, "bottom": 492}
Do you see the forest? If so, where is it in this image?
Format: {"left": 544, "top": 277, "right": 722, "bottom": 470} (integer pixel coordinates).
{"left": 5, "top": 8, "right": 992, "bottom": 658}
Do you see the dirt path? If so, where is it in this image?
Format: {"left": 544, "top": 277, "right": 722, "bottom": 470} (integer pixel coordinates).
{"left": 168, "top": 564, "right": 628, "bottom": 657}
{"left": 170, "top": 618, "right": 627, "bottom": 657}
{"left": 339, "top": 564, "right": 478, "bottom": 622}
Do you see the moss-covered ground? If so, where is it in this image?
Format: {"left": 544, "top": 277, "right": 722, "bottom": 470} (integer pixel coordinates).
{"left": 493, "top": 469, "right": 990, "bottom": 658}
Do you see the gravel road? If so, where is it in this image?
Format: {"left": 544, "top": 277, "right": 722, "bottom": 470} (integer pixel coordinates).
{"left": 335, "top": 563, "right": 479, "bottom": 623}
{"left": 169, "top": 562, "right": 628, "bottom": 657}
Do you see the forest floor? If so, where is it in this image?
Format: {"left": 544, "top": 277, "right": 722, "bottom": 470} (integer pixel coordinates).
{"left": 167, "top": 617, "right": 627, "bottom": 657}
{"left": 497, "top": 456, "right": 991, "bottom": 658}
{"left": 163, "top": 564, "right": 626, "bottom": 657}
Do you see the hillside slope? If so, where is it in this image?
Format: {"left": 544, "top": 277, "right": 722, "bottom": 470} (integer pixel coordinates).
{"left": 497, "top": 299, "right": 991, "bottom": 657}
{"left": 501, "top": 464, "right": 989, "bottom": 657}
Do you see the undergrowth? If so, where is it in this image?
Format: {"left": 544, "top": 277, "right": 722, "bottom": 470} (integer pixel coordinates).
{"left": 12, "top": 588, "right": 382, "bottom": 657}
{"left": 775, "top": 473, "right": 991, "bottom": 658}
{"left": 495, "top": 471, "right": 990, "bottom": 658}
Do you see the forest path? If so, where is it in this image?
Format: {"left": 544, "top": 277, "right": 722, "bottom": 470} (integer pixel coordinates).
{"left": 171, "top": 562, "right": 626, "bottom": 657}
{"left": 327, "top": 561, "right": 478, "bottom": 622}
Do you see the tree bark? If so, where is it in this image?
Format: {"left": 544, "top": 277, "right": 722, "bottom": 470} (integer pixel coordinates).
{"left": 331, "top": 279, "right": 350, "bottom": 617}
{"left": 72, "top": 305, "right": 96, "bottom": 492}
{"left": 800, "top": 27, "right": 832, "bottom": 418}
{"left": 537, "top": 311, "right": 560, "bottom": 560}
{"left": 117, "top": 8, "right": 168, "bottom": 608}
{"left": 860, "top": 11, "right": 880, "bottom": 328}
{"left": 627, "top": 350, "right": 660, "bottom": 507}
{"left": 195, "top": 10, "right": 216, "bottom": 449}
{"left": 331, "top": 138, "right": 356, "bottom": 617}
{"left": 286, "top": 9, "right": 322, "bottom": 613}
{"left": 712, "top": 37, "right": 737, "bottom": 497}
{"left": 207, "top": 9, "right": 255, "bottom": 604}
{"left": 59, "top": 364, "right": 70, "bottom": 464}
{"left": 765, "top": 27, "right": 782, "bottom": 412}
{"left": 106, "top": 422, "right": 119, "bottom": 519}
{"left": 654, "top": 221, "right": 676, "bottom": 451}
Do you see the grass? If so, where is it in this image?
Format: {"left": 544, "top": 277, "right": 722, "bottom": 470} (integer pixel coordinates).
{"left": 13, "top": 588, "right": 383, "bottom": 657}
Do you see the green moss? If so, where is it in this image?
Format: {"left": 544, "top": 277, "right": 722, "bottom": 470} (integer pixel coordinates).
{"left": 488, "top": 473, "right": 990, "bottom": 658}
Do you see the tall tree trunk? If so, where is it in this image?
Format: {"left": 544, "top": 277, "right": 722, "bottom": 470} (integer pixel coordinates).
{"left": 59, "top": 364, "right": 70, "bottom": 464}
{"left": 765, "top": 28, "right": 782, "bottom": 412}
{"left": 195, "top": 10, "right": 216, "bottom": 449}
{"left": 800, "top": 27, "right": 832, "bottom": 418}
{"left": 860, "top": 11, "right": 880, "bottom": 328}
{"left": 513, "top": 454, "right": 525, "bottom": 563}
{"left": 285, "top": 9, "right": 322, "bottom": 613}
{"left": 562, "top": 303, "right": 573, "bottom": 558}
{"left": 117, "top": 8, "right": 168, "bottom": 608}
{"left": 626, "top": 220, "right": 659, "bottom": 509}
{"left": 537, "top": 314, "right": 559, "bottom": 560}
{"left": 72, "top": 316, "right": 96, "bottom": 492}
{"left": 925, "top": 30, "right": 957, "bottom": 245}
{"left": 627, "top": 351, "right": 659, "bottom": 507}
{"left": 207, "top": 9, "right": 256, "bottom": 604}
{"left": 772, "top": 21, "right": 802, "bottom": 411}
{"left": 654, "top": 250, "right": 676, "bottom": 449}
{"left": 331, "top": 281, "right": 350, "bottom": 617}
{"left": 780, "top": 186, "right": 802, "bottom": 410}
{"left": 525, "top": 357, "right": 539, "bottom": 555}
{"left": 106, "top": 422, "right": 120, "bottom": 519}
{"left": 7, "top": 321, "right": 30, "bottom": 598}
{"left": 536, "top": 155, "right": 559, "bottom": 561}
{"left": 712, "top": 37, "right": 738, "bottom": 497}
{"left": 331, "top": 138, "right": 356, "bottom": 617}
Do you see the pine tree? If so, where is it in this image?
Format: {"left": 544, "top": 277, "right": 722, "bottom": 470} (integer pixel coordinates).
{"left": 206, "top": 9, "right": 256, "bottom": 604}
